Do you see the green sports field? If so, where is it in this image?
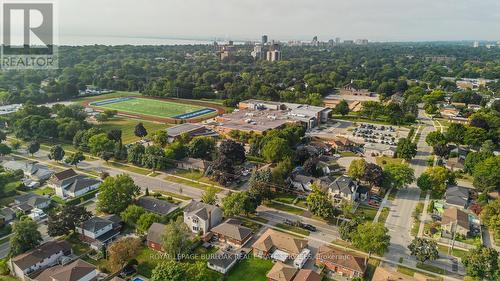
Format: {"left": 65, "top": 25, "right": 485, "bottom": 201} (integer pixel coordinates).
{"left": 91, "top": 97, "right": 214, "bottom": 119}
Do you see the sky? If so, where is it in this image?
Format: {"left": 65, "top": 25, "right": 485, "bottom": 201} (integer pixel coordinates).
{"left": 56, "top": 0, "right": 500, "bottom": 43}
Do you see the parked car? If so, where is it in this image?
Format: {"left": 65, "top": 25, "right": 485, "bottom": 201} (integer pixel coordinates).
{"left": 431, "top": 214, "right": 441, "bottom": 221}
{"left": 303, "top": 224, "right": 317, "bottom": 232}
{"left": 120, "top": 265, "right": 136, "bottom": 277}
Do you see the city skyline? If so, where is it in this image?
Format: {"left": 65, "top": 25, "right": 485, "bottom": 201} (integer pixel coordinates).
{"left": 57, "top": 0, "right": 500, "bottom": 43}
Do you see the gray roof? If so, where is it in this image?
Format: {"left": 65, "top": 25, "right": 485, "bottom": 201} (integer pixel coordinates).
{"left": 137, "top": 197, "right": 178, "bottom": 215}
{"left": 79, "top": 217, "right": 113, "bottom": 233}
{"left": 184, "top": 200, "right": 221, "bottom": 221}
{"left": 0, "top": 207, "right": 15, "bottom": 220}
{"left": 14, "top": 193, "right": 50, "bottom": 208}
{"left": 166, "top": 123, "right": 204, "bottom": 137}
{"left": 147, "top": 222, "right": 166, "bottom": 245}
{"left": 64, "top": 176, "right": 101, "bottom": 193}
{"left": 207, "top": 250, "right": 238, "bottom": 269}
{"left": 211, "top": 220, "right": 252, "bottom": 242}
{"left": 11, "top": 241, "right": 72, "bottom": 270}
{"left": 445, "top": 186, "right": 470, "bottom": 207}
{"left": 329, "top": 176, "right": 357, "bottom": 195}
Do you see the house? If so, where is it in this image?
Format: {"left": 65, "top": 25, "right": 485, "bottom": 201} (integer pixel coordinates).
{"left": 48, "top": 169, "right": 101, "bottom": 199}
{"left": 0, "top": 207, "right": 15, "bottom": 226}
{"left": 75, "top": 216, "right": 120, "bottom": 249}
{"left": 147, "top": 222, "right": 166, "bottom": 252}
{"left": 363, "top": 143, "right": 396, "bottom": 158}
{"left": 210, "top": 219, "right": 253, "bottom": 247}
{"left": 316, "top": 245, "right": 367, "bottom": 278}
{"left": 288, "top": 174, "right": 315, "bottom": 193}
{"left": 174, "top": 158, "right": 211, "bottom": 172}
{"left": 328, "top": 176, "right": 367, "bottom": 202}
{"left": 8, "top": 241, "right": 72, "bottom": 279}
{"left": 445, "top": 157, "right": 465, "bottom": 171}
{"left": 293, "top": 269, "right": 321, "bottom": 281}
{"left": 445, "top": 186, "right": 470, "bottom": 209}
{"left": 136, "top": 197, "right": 179, "bottom": 216}
{"left": 166, "top": 123, "right": 210, "bottom": 143}
{"left": 2, "top": 160, "right": 53, "bottom": 182}
{"left": 372, "top": 266, "right": 438, "bottom": 281}
{"left": 441, "top": 207, "right": 470, "bottom": 237}
{"left": 14, "top": 194, "right": 51, "bottom": 212}
{"left": 183, "top": 200, "right": 223, "bottom": 235}
{"left": 252, "top": 228, "right": 308, "bottom": 259}
{"left": 29, "top": 259, "right": 97, "bottom": 281}
{"left": 207, "top": 250, "right": 238, "bottom": 274}
{"left": 267, "top": 262, "right": 297, "bottom": 281}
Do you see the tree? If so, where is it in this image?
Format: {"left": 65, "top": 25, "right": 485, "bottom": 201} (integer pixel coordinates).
{"left": 47, "top": 205, "right": 92, "bottom": 237}
{"left": 248, "top": 169, "right": 273, "bottom": 201}
{"left": 425, "top": 131, "right": 447, "bottom": 146}
{"left": 408, "top": 238, "right": 439, "bottom": 263}
{"left": 481, "top": 200, "right": 500, "bottom": 236}
{"left": 351, "top": 222, "right": 390, "bottom": 256}
{"left": 303, "top": 157, "right": 322, "bottom": 177}
{"left": 363, "top": 163, "right": 384, "bottom": 187}
{"left": 201, "top": 186, "right": 218, "bottom": 205}
{"left": 464, "top": 151, "right": 493, "bottom": 174}
{"left": 48, "top": 145, "right": 65, "bottom": 162}
{"left": 120, "top": 205, "right": 146, "bottom": 225}
{"left": 164, "top": 141, "right": 188, "bottom": 160}
{"left": 472, "top": 156, "right": 500, "bottom": 192}
{"left": 150, "top": 130, "right": 169, "bottom": 147}
{"left": 136, "top": 212, "right": 161, "bottom": 233}
{"left": 462, "top": 245, "right": 499, "bottom": 280}
{"left": 211, "top": 155, "right": 236, "bottom": 186}
{"left": 445, "top": 123, "right": 467, "bottom": 144}
{"left": 334, "top": 100, "right": 349, "bottom": 116}
{"left": 396, "top": 138, "right": 417, "bottom": 161}
{"left": 134, "top": 123, "right": 148, "bottom": 139}
{"left": 162, "top": 216, "right": 192, "bottom": 259}
{"left": 306, "top": 184, "right": 337, "bottom": 220}
{"left": 27, "top": 141, "right": 40, "bottom": 156}
{"left": 10, "top": 218, "right": 42, "bottom": 255}
{"left": 150, "top": 260, "right": 211, "bottom": 281}
{"left": 417, "top": 166, "right": 453, "bottom": 197}
{"left": 187, "top": 136, "right": 215, "bottom": 160}
{"left": 464, "top": 127, "right": 487, "bottom": 147}
{"left": 107, "top": 129, "right": 123, "bottom": 147}
{"left": 97, "top": 174, "right": 140, "bottom": 214}
{"left": 383, "top": 163, "right": 415, "bottom": 189}
{"left": 0, "top": 143, "right": 12, "bottom": 156}
{"left": 218, "top": 139, "right": 246, "bottom": 164}
{"left": 339, "top": 217, "right": 361, "bottom": 241}
{"left": 88, "top": 133, "right": 115, "bottom": 156}
{"left": 261, "top": 137, "right": 292, "bottom": 163}
{"left": 65, "top": 151, "right": 85, "bottom": 167}
{"left": 127, "top": 143, "right": 145, "bottom": 166}
{"left": 433, "top": 144, "right": 450, "bottom": 159}
{"left": 107, "top": 237, "right": 142, "bottom": 272}
{"left": 142, "top": 145, "right": 167, "bottom": 171}
{"left": 10, "top": 140, "right": 21, "bottom": 150}
{"left": 222, "top": 192, "right": 248, "bottom": 217}
{"left": 0, "top": 130, "right": 6, "bottom": 143}
{"left": 348, "top": 158, "right": 366, "bottom": 180}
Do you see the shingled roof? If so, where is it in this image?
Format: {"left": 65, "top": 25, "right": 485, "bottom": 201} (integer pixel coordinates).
{"left": 11, "top": 241, "right": 71, "bottom": 270}
{"left": 267, "top": 262, "right": 297, "bottom": 281}
{"left": 31, "top": 259, "right": 96, "bottom": 281}
{"left": 317, "top": 245, "right": 367, "bottom": 274}
{"left": 253, "top": 228, "right": 307, "bottom": 255}
{"left": 211, "top": 220, "right": 252, "bottom": 242}
{"left": 183, "top": 200, "right": 220, "bottom": 221}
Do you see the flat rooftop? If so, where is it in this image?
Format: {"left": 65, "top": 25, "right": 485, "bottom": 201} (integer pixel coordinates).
{"left": 216, "top": 109, "right": 297, "bottom": 133}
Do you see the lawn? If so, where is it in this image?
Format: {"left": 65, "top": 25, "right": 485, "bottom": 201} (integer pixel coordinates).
{"left": 264, "top": 201, "right": 305, "bottom": 216}
{"left": 155, "top": 190, "right": 192, "bottom": 201}
{"left": 273, "top": 193, "right": 297, "bottom": 205}
{"left": 437, "top": 244, "right": 468, "bottom": 259}
{"left": 91, "top": 97, "right": 213, "bottom": 119}
{"left": 416, "top": 262, "right": 446, "bottom": 275}
{"left": 275, "top": 223, "right": 310, "bottom": 236}
{"left": 31, "top": 186, "right": 54, "bottom": 196}
{"left": 171, "top": 170, "right": 221, "bottom": 188}
{"left": 354, "top": 205, "right": 378, "bottom": 222}
{"left": 364, "top": 259, "right": 380, "bottom": 281}
{"left": 98, "top": 117, "right": 168, "bottom": 144}
{"left": 104, "top": 161, "right": 151, "bottom": 175}
{"left": 225, "top": 256, "right": 273, "bottom": 281}
{"left": 136, "top": 247, "right": 165, "bottom": 278}
{"left": 376, "top": 156, "right": 403, "bottom": 167}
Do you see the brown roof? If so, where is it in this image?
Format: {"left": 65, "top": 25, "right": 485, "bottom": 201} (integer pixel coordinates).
{"left": 372, "top": 266, "right": 438, "bottom": 281}
{"left": 317, "top": 245, "right": 367, "bottom": 273}
{"left": 211, "top": 220, "right": 252, "bottom": 242}
{"left": 31, "top": 259, "right": 96, "bottom": 281}
{"left": 266, "top": 262, "right": 297, "bottom": 281}
{"left": 253, "top": 229, "right": 308, "bottom": 255}
{"left": 293, "top": 269, "right": 321, "bottom": 281}
{"left": 52, "top": 169, "right": 78, "bottom": 181}
{"left": 442, "top": 207, "right": 469, "bottom": 229}
{"left": 11, "top": 241, "right": 72, "bottom": 270}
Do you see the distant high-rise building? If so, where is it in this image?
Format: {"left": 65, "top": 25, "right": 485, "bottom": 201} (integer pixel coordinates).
{"left": 355, "top": 39, "right": 369, "bottom": 45}
{"left": 343, "top": 40, "right": 354, "bottom": 44}
{"left": 217, "top": 42, "right": 235, "bottom": 61}
{"left": 266, "top": 43, "right": 282, "bottom": 62}
{"left": 335, "top": 37, "right": 341, "bottom": 44}
{"left": 473, "top": 41, "right": 480, "bottom": 48}
{"left": 312, "top": 36, "right": 319, "bottom": 46}
{"left": 262, "top": 35, "right": 268, "bottom": 45}
{"left": 251, "top": 44, "right": 265, "bottom": 60}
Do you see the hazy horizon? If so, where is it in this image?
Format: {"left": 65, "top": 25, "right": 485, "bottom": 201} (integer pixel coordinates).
{"left": 55, "top": 0, "right": 499, "bottom": 44}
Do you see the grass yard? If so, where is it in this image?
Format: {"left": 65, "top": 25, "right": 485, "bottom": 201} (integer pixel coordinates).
{"left": 98, "top": 117, "right": 168, "bottom": 144}
{"left": 264, "top": 201, "right": 305, "bottom": 216}
{"left": 437, "top": 245, "right": 468, "bottom": 259}
{"left": 104, "top": 161, "right": 151, "bottom": 175}
{"left": 91, "top": 97, "right": 213, "bottom": 119}
{"left": 225, "top": 256, "right": 273, "bottom": 281}
{"left": 171, "top": 170, "right": 221, "bottom": 188}
{"left": 378, "top": 207, "right": 390, "bottom": 223}
{"left": 31, "top": 186, "right": 54, "bottom": 196}
{"left": 354, "top": 205, "right": 378, "bottom": 222}
{"left": 275, "top": 223, "right": 310, "bottom": 236}
{"left": 376, "top": 156, "right": 403, "bottom": 167}
{"left": 0, "top": 275, "right": 21, "bottom": 281}
{"left": 416, "top": 262, "right": 446, "bottom": 275}
{"left": 155, "top": 190, "right": 192, "bottom": 201}
{"left": 273, "top": 193, "right": 297, "bottom": 205}
{"left": 136, "top": 247, "right": 165, "bottom": 278}
{"left": 364, "top": 259, "right": 380, "bottom": 281}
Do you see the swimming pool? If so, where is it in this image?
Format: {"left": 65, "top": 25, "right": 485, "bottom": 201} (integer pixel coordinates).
{"left": 132, "top": 278, "right": 145, "bottom": 281}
